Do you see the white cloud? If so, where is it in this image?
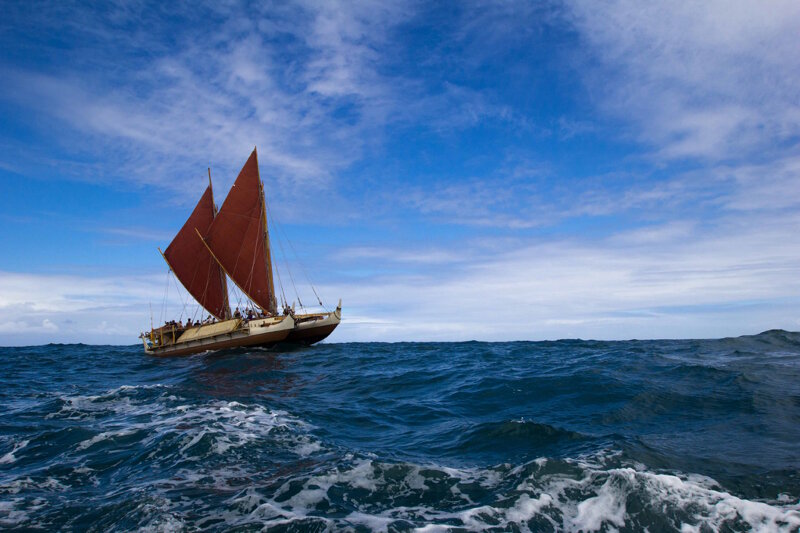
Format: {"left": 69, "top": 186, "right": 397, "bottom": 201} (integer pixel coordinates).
{"left": 333, "top": 246, "right": 461, "bottom": 265}
{"left": 0, "top": 271, "right": 170, "bottom": 345}
{"left": 564, "top": 0, "right": 800, "bottom": 162}
{"left": 324, "top": 208, "right": 800, "bottom": 341}
{"left": 0, "top": 2, "right": 410, "bottom": 206}
{"left": 715, "top": 155, "right": 800, "bottom": 212}
{"left": 2, "top": 206, "right": 798, "bottom": 346}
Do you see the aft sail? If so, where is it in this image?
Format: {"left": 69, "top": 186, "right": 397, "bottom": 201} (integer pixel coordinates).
{"left": 162, "top": 184, "right": 230, "bottom": 320}
{"left": 203, "top": 149, "right": 278, "bottom": 315}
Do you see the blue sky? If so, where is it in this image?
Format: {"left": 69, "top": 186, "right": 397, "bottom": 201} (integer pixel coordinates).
{"left": 1, "top": 1, "right": 799, "bottom": 344}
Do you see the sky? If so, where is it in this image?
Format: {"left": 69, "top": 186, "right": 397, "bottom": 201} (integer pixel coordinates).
{"left": 1, "top": 0, "right": 799, "bottom": 345}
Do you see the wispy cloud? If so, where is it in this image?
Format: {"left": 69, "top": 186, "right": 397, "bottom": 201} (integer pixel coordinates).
{"left": 327, "top": 210, "right": 800, "bottom": 341}
{"left": 333, "top": 246, "right": 461, "bottom": 265}
{"left": 564, "top": 0, "right": 800, "bottom": 162}
{"left": 6, "top": 205, "right": 798, "bottom": 345}
{"left": 0, "top": 1, "right": 513, "bottom": 205}
{"left": 0, "top": 3, "right": 387, "bottom": 198}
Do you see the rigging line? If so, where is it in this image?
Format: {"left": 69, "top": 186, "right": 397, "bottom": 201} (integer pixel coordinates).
{"left": 272, "top": 216, "right": 302, "bottom": 309}
{"left": 168, "top": 267, "right": 192, "bottom": 320}
{"left": 266, "top": 203, "right": 325, "bottom": 309}
{"left": 265, "top": 200, "right": 288, "bottom": 309}
{"left": 263, "top": 206, "right": 291, "bottom": 308}
{"left": 185, "top": 255, "right": 204, "bottom": 319}
{"left": 267, "top": 202, "right": 322, "bottom": 308}
{"left": 160, "top": 268, "right": 170, "bottom": 325}
{"left": 160, "top": 249, "right": 202, "bottom": 322}
{"left": 174, "top": 273, "right": 189, "bottom": 322}
{"left": 267, "top": 207, "right": 302, "bottom": 308}
{"left": 267, "top": 215, "right": 287, "bottom": 308}
{"left": 171, "top": 265, "right": 198, "bottom": 322}
{"left": 229, "top": 280, "right": 246, "bottom": 314}
{"left": 273, "top": 263, "right": 286, "bottom": 308}
{"left": 232, "top": 282, "right": 245, "bottom": 312}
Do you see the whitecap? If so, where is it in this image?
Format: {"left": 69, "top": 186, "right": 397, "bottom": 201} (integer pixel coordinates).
{"left": 0, "top": 499, "right": 29, "bottom": 528}
{"left": 216, "top": 452, "right": 800, "bottom": 532}
{"left": 76, "top": 428, "right": 139, "bottom": 451}
{"left": 0, "top": 439, "right": 29, "bottom": 465}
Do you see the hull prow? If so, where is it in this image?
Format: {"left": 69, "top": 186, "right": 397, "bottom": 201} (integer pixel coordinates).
{"left": 285, "top": 300, "right": 342, "bottom": 345}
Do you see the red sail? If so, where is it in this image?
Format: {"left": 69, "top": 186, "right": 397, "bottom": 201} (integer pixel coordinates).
{"left": 205, "top": 149, "right": 276, "bottom": 314}
{"left": 163, "top": 186, "right": 230, "bottom": 319}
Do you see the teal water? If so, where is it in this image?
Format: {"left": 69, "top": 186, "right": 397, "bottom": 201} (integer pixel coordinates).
{"left": 1, "top": 331, "right": 799, "bottom": 530}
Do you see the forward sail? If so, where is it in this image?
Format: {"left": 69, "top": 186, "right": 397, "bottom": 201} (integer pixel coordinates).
{"left": 203, "top": 148, "right": 278, "bottom": 314}
{"left": 162, "top": 185, "right": 230, "bottom": 320}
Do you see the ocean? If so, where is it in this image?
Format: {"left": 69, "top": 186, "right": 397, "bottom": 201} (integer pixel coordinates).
{"left": 1, "top": 331, "right": 799, "bottom": 531}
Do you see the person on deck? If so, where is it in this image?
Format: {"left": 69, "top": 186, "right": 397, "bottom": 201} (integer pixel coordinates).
{"left": 234, "top": 308, "right": 242, "bottom": 319}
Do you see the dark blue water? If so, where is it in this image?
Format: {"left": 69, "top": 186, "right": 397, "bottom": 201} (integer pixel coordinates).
{"left": 2, "top": 331, "right": 799, "bottom": 531}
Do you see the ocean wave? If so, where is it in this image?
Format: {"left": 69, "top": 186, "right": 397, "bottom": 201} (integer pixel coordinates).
{"left": 219, "top": 453, "right": 800, "bottom": 532}
{"left": 2, "top": 339, "right": 799, "bottom": 530}
{"left": 45, "top": 384, "right": 171, "bottom": 420}
{"left": 453, "top": 420, "right": 590, "bottom": 457}
{"left": 0, "top": 439, "right": 29, "bottom": 465}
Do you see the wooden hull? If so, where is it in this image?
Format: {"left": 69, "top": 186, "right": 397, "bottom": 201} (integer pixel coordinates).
{"left": 141, "top": 303, "right": 342, "bottom": 356}
{"left": 143, "top": 316, "right": 294, "bottom": 357}
{"left": 285, "top": 314, "right": 339, "bottom": 344}
{"left": 285, "top": 302, "right": 342, "bottom": 345}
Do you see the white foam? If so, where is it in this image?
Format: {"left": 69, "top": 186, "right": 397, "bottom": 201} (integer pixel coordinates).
{"left": 346, "top": 511, "right": 395, "bottom": 531}
{"left": 0, "top": 499, "right": 29, "bottom": 528}
{"left": 506, "top": 493, "right": 554, "bottom": 524}
{"left": 404, "top": 466, "right": 429, "bottom": 491}
{"left": 76, "top": 428, "right": 138, "bottom": 450}
{"left": 217, "top": 454, "right": 800, "bottom": 532}
{"left": 294, "top": 439, "right": 322, "bottom": 457}
{"left": 572, "top": 475, "right": 626, "bottom": 531}
{"left": 151, "top": 401, "right": 315, "bottom": 460}
{"left": 0, "top": 439, "right": 29, "bottom": 465}
{"left": 15, "top": 384, "right": 800, "bottom": 531}
{"left": 50, "top": 391, "right": 319, "bottom": 461}
{"left": 0, "top": 476, "right": 68, "bottom": 494}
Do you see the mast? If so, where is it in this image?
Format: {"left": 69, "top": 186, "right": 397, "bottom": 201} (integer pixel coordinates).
{"left": 201, "top": 148, "right": 278, "bottom": 315}
{"left": 209, "top": 167, "right": 231, "bottom": 319}
{"left": 260, "top": 178, "right": 278, "bottom": 314}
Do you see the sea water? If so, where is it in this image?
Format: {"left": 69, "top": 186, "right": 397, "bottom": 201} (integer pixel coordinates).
{"left": 1, "top": 331, "right": 799, "bottom": 531}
